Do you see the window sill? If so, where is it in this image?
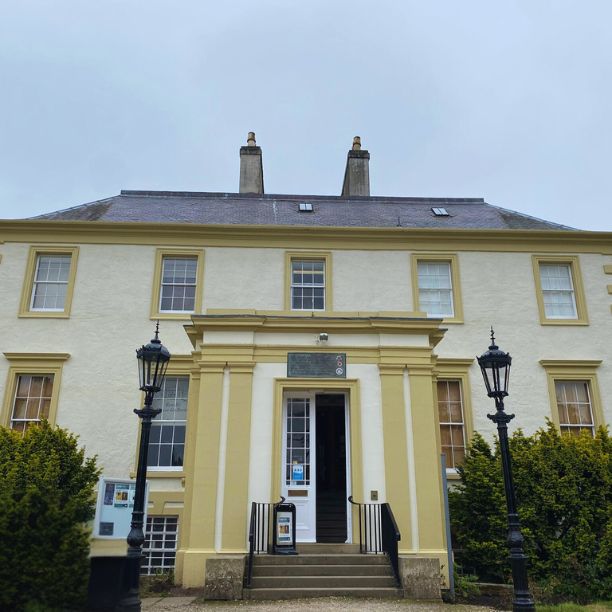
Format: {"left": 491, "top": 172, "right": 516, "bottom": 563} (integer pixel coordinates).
{"left": 18, "top": 311, "right": 70, "bottom": 319}
{"left": 539, "top": 319, "right": 588, "bottom": 326}
{"left": 425, "top": 315, "right": 463, "bottom": 324}
{"left": 150, "top": 313, "right": 196, "bottom": 321}
{"left": 130, "top": 470, "right": 185, "bottom": 479}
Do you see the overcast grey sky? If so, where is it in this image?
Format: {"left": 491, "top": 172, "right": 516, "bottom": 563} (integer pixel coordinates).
{"left": 1, "top": 1, "right": 611, "bottom": 230}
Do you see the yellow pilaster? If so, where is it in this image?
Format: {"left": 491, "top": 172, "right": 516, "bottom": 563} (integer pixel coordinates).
{"left": 409, "top": 365, "right": 446, "bottom": 553}
{"left": 379, "top": 364, "right": 413, "bottom": 551}
{"left": 177, "top": 361, "right": 225, "bottom": 587}
{"left": 221, "top": 361, "right": 256, "bottom": 552}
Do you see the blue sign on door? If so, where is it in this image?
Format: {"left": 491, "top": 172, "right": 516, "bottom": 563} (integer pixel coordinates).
{"left": 292, "top": 464, "right": 304, "bottom": 481}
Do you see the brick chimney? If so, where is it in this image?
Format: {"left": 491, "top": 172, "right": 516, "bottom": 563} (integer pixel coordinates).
{"left": 341, "top": 136, "right": 370, "bottom": 197}
{"left": 239, "top": 132, "right": 264, "bottom": 194}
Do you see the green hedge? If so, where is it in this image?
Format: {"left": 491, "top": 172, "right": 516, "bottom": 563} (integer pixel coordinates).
{"left": 449, "top": 422, "right": 612, "bottom": 603}
{"left": 0, "top": 422, "right": 100, "bottom": 611}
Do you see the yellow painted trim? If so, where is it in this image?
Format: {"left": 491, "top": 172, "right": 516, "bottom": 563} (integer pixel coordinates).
{"left": 205, "top": 308, "right": 427, "bottom": 317}
{"left": 221, "top": 361, "right": 255, "bottom": 552}
{"left": 411, "top": 253, "right": 464, "bottom": 324}
{"left": 271, "top": 378, "right": 363, "bottom": 543}
{"left": 147, "top": 490, "right": 184, "bottom": 515}
{"left": 407, "top": 366, "right": 447, "bottom": 554}
{"left": 150, "top": 248, "right": 204, "bottom": 320}
{"left": 18, "top": 246, "right": 79, "bottom": 318}
{"left": 179, "top": 361, "right": 224, "bottom": 559}
{"left": 379, "top": 365, "right": 413, "bottom": 550}
{"left": 607, "top": 284, "right": 612, "bottom": 294}
{"left": 3, "top": 353, "right": 71, "bottom": 362}
{"left": 187, "top": 313, "right": 445, "bottom": 342}
{"left": 531, "top": 255, "right": 589, "bottom": 325}
{"left": 145, "top": 471, "right": 185, "bottom": 479}
{"left": 2, "top": 220, "right": 612, "bottom": 254}
{"left": 539, "top": 360, "right": 605, "bottom": 430}
{"left": 187, "top": 344, "right": 439, "bottom": 367}
{"left": 89, "top": 539, "right": 128, "bottom": 557}
{"left": 604, "top": 264, "right": 612, "bottom": 274}
{"left": 284, "top": 251, "right": 333, "bottom": 312}
{"left": 1, "top": 353, "right": 70, "bottom": 428}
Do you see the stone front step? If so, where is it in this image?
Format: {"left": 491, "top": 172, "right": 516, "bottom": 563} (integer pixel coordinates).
{"left": 252, "top": 563, "right": 393, "bottom": 577}
{"left": 297, "top": 543, "right": 359, "bottom": 554}
{"left": 250, "top": 575, "right": 397, "bottom": 589}
{"left": 252, "top": 553, "right": 388, "bottom": 565}
{"left": 246, "top": 587, "right": 403, "bottom": 600}
{"left": 246, "top": 549, "right": 400, "bottom": 600}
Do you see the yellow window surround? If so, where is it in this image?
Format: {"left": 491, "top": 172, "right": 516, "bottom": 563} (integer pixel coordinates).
{"left": 539, "top": 360, "right": 604, "bottom": 432}
{"left": 18, "top": 246, "right": 79, "bottom": 318}
{"left": 531, "top": 255, "right": 588, "bottom": 325}
{"left": 1, "top": 352, "right": 71, "bottom": 429}
{"left": 150, "top": 249, "right": 204, "bottom": 320}
{"left": 411, "top": 253, "right": 464, "bottom": 324}
{"left": 434, "top": 358, "right": 474, "bottom": 478}
{"left": 284, "top": 251, "right": 333, "bottom": 312}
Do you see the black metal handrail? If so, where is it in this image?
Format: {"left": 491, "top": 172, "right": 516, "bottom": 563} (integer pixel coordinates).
{"left": 348, "top": 496, "right": 401, "bottom": 585}
{"left": 246, "top": 496, "right": 285, "bottom": 588}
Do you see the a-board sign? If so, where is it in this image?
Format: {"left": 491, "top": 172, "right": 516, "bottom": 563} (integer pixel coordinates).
{"left": 93, "top": 477, "right": 149, "bottom": 539}
{"left": 287, "top": 353, "right": 346, "bottom": 378}
{"left": 273, "top": 502, "right": 297, "bottom": 554}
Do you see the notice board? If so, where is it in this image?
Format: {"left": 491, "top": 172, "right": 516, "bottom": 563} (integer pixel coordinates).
{"left": 93, "top": 477, "right": 149, "bottom": 539}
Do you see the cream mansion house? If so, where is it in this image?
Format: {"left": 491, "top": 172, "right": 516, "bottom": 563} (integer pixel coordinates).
{"left": 1, "top": 135, "right": 611, "bottom": 597}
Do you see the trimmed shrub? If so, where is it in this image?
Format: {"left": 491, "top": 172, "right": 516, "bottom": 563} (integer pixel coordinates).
{"left": 449, "top": 422, "right": 612, "bottom": 603}
{"left": 0, "top": 422, "right": 100, "bottom": 611}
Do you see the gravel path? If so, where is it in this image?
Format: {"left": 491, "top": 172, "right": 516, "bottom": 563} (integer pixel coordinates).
{"left": 144, "top": 596, "right": 497, "bottom": 612}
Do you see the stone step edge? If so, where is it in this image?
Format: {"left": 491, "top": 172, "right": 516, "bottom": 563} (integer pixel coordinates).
{"left": 253, "top": 563, "right": 392, "bottom": 571}
{"left": 245, "top": 587, "right": 404, "bottom": 599}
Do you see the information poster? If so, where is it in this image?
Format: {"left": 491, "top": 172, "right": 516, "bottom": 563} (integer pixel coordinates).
{"left": 94, "top": 477, "right": 149, "bottom": 539}
{"left": 276, "top": 511, "right": 293, "bottom": 545}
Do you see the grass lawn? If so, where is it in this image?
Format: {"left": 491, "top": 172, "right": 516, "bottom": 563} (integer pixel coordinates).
{"left": 536, "top": 603, "right": 612, "bottom": 612}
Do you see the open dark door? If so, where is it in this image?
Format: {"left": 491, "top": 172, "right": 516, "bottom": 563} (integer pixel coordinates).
{"left": 315, "top": 394, "right": 347, "bottom": 543}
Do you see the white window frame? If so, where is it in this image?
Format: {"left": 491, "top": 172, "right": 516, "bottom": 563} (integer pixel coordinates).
{"left": 290, "top": 259, "right": 326, "bottom": 311}
{"left": 158, "top": 256, "right": 198, "bottom": 314}
{"left": 417, "top": 260, "right": 454, "bottom": 318}
{"left": 10, "top": 373, "right": 55, "bottom": 433}
{"left": 147, "top": 376, "right": 188, "bottom": 470}
{"left": 141, "top": 515, "right": 179, "bottom": 575}
{"left": 554, "top": 380, "right": 595, "bottom": 437}
{"left": 30, "top": 254, "right": 72, "bottom": 312}
{"left": 437, "top": 379, "right": 466, "bottom": 470}
{"left": 539, "top": 263, "right": 578, "bottom": 319}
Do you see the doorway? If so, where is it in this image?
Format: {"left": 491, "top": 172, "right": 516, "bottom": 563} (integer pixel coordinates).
{"left": 281, "top": 391, "right": 350, "bottom": 543}
{"left": 315, "top": 394, "right": 347, "bottom": 543}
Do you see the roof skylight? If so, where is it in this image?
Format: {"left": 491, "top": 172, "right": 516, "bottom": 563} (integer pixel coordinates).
{"left": 299, "top": 202, "right": 313, "bottom": 212}
{"left": 432, "top": 207, "right": 449, "bottom": 216}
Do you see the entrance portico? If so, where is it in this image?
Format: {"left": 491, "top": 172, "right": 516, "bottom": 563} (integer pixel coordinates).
{"left": 175, "top": 312, "right": 448, "bottom": 590}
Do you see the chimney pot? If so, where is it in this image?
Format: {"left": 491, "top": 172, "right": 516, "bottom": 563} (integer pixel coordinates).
{"left": 247, "top": 132, "right": 257, "bottom": 147}
{"left": 352, "top": 136, "right": 361, "bottom": 151}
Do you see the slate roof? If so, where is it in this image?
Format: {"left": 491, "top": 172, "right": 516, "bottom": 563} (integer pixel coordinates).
{"left": 29, "top": 190, "right": 576, "bottom": 231}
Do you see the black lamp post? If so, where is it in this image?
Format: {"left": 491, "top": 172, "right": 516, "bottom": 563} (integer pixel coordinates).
{"left": 477, "top": 329, "right": 535, "bottom": 612}
{"left": 119, "top": 323, "right": 171, "bottom": 612}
